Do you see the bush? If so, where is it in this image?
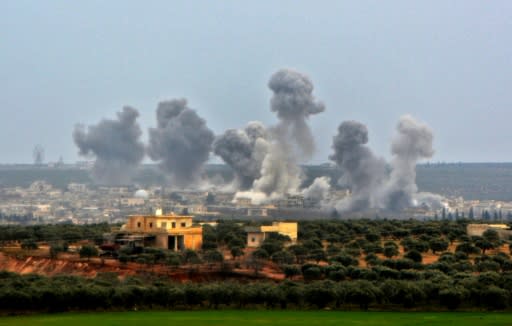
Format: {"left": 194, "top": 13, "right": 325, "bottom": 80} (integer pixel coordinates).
{"left": 79, "top": 245, "right": 98, "bottom": 260}
{"left": 271, "top": 250, "right": 295, "bottom": 265}
{"left": 404, "top": 250, "right": 422, "bottom": 263}
{"left": 439, "top": 287, "right": 468, "bottom": 310}
{"left": 21, "top": 239, "right": 38, "bottom": 250}
{"left": 302, "top": 264, "right": 323, "bottom": 281}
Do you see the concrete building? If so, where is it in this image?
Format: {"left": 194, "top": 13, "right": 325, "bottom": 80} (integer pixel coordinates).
{"left": 114, "top": 211, "right": 203, "bottom": 251}
{"left": 467, "top": 223, "right": 512, "bottom": 239}
{"left": 245, "top": 222, "right": 298, "bottom": 248}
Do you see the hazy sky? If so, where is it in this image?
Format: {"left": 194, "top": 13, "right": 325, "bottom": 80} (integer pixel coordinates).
{"left": 1, "top": 1, "right": 511, "bottom": 164}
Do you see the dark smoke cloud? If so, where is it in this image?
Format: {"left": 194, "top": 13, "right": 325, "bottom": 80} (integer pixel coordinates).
{"left": 213, "top": 121, "right": 269, "bottom": 190}
{"left": 147, "top": 99, "right": 215, "bottom": 187}
{"left": 382, "top": 115, "right": 435, "bottom": 211}
{"left": 329, "top": 120, "right": 387, "bottom": 211}
{"left": 73, "top": 106, "right": 145, "bottom": 185}
{"left": 268, "top": 68, "right": 325, "bottom": 159}
{"left": 330, "top": 116, "right": 442, "bottom": 213}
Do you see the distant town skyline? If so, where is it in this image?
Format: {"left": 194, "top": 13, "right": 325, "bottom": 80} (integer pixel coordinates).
{"left": 1, "top": 1, "right": 511, "bottom": 164}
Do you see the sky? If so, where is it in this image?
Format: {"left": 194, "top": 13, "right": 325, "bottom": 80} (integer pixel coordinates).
{"left": 1, "top": 1, "right": 511, "bottom": 164}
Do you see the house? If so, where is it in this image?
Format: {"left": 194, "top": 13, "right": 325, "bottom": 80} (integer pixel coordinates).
{"left": 113, "top": 210, "right": 202, "bottom": 251}
{"left": 467, "top": 223, "right": 512, "bottom": 240}
{"left": 245, "top": 222, "right": 298, "bottom": 248}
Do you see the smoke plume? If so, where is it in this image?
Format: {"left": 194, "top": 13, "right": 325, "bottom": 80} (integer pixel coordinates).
{"left": 235, "top": 69, "right": 325, "bottom": 203}
{"left": 268, "top": 68, "right": 325, "bottom": 159}
{"left": 329, "top": 120, "right": 387, "bottom": 211}
{"left": 73, "top": 106, "right": 145, "bottom": 185}
{"left": 213, "top": 121, "right": 269, "bottom": 190}
{"left": 302, "top": 176, "right": 331, "bottom": 205}
{"left": 382, "top": 115, "right": 435, "bottom": 210}
{"left": 330, "top": 116, "right": 442, "bottom": 213}
{"left": 147, "top": 99, "right": 215, "bottom": 187}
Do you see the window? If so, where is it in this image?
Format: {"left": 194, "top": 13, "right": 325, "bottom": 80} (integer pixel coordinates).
{"left": 171, "top": 222, "right": 176, "bottom": 228}
{"left": 149, "top": 222, "right": 153, "bottom": 228}
{"left": 251, "top": 237, "right": 256, "bottom": 242}
{"left": 181, "top": 222, "right": 186, "bottom": 227}
{"left": 137, "top": 222, "right": 141, "bottom": 228}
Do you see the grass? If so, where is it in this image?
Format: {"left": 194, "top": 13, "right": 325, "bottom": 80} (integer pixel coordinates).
{"left": 0, "top": 311, "right": 511, "bottom": 326}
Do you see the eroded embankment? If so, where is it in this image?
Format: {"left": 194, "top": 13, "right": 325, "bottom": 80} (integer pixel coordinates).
{"left": 0, "top": 253, "right": 281, "bottom": 282}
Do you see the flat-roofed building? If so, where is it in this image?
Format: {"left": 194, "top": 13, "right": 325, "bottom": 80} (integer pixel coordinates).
{"left": 245, "top": 222, "right": 298, "bottom": 248}
{"left": 467, "top": 223, "right": 512, "bottom": 239}
{"left": 116, "top": 212, "right": 202, "bottom": 251}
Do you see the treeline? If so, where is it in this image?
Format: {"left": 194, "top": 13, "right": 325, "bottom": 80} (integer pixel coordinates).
{"left": 0, "top": 270, "right": 511, "bottom": 313}
{"left": 0, "top": 223, "right": 111, "bottom": 243}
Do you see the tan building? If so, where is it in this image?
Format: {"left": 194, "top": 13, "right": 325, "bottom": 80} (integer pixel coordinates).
{"left": 118, "top": 212, "right": 202, "bottom": 251}
{"left": 245, "top": 222, "right": 298, "bottom": 248}
{"left": 467, "top": 223, "right": 512, "bottom": 240}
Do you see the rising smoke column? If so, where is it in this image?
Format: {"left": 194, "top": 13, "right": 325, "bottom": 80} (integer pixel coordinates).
{"left": 381, "top": 115, "right": 435, "bottom": 211}
{"left": 268, "top": 68, "right": 325, "bottom": 159}
{"left": 213, "top": 121, "right": 269, "bottom": 190}
{"left": 147, "top": 99, "right": 215, "bottom": 187}
{"left": 237, "top": 69, "right": 325, "bottom": 202}
{"left": 73, "top": 106, "right": 145, "bottom": 185}
{"left": 329, "top": 120, "right": 387, "bottom": 211}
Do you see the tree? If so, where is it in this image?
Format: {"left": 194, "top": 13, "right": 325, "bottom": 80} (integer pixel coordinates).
{"left": 79, "top": 245, "right": 98, "bottom": 261}
{"left": 203, "top": 250, "right": 224, "bottom": 267}
{"left": 469, "top": 207, "right": 474, "bottom": 219}
{"left": 288, "top": 245, "right": 308, "bottom": 264}
{"left": 49, "top": 244, "right": 65, "bottom": 259}
{"left": 429, "top": 239, "right": 449, "bottom": 254}
{"left": 230, "top": 247, "right": 244, "bottom": 260}
{"left": 249, "top": 249, "right": 269, "bottom": 274}
{"left": 260, "top": 240, "right": 283, "bottom": 256}
{"left": 439, "top": 287, "right": 468, "bottom": 310}
{"left": 365, "top": 232, "right": 380, "bottom": 243}
{"left": 346, "top": 280, "right": 379, "bottom": 310}
{"left": 182, "top": 249, "right": 201, "bottom": 264}
{"left": 271, "top": 250, "right": 295, "bottom": 265}
{"left": 483, "top": 229, "right": 500, "bottom": 243}
{"left": 21, "top": 239, "right": 38, "bottom": 250}
{"left": 383, "top": 245, "right": 399, "bottom": 258}
{"left": 404, "top": 250, "right": 422, "bottom": 263}
{"left": 252, "top": 248, "right": 269, "bottom": 260}
{"left": 166, "top": 252, "right": 182, "bottom": 267}
{"left": 474, "top": 238, "right": 494, "bottom": 254}
{"left": 282, "top": 265, "right": 301, "bottom": 279}
{"left": 481, "top": 286, "right": 509, "bottom": 310}
{"left": 456, "top": 242, "right": 481, "bottom": 255}
{"left": 302, "top": 265, "right": 323, "bottom": 281}
{"left": 304, "top": 282, "right": 335, "bottom": 308}
{"left": 308, "top": 249, "right": 327, "bottom": 263}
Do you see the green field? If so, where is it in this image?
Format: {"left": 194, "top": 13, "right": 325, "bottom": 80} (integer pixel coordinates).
{"left": 0, "top": 311, "right": 511, "bottom": 326}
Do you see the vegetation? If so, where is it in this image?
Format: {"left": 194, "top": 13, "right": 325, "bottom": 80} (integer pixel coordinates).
{"left": 1, "top": 270, "right": 512, "bottom": 313}
{"left": 3, "top": 219, "right": 512, "bottom": 312}
{"left": 1, "top": 311, "right": 512, "bottom": 326}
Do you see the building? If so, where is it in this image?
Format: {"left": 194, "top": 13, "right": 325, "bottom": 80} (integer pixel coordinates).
{"left": 245, "top": 222, "right": 298, "bottom": 248}
{"left": 247, "top": 207, "right": 268, "bottom": 217}
{"left": 467, "top": 223, "right": 512, "bottom": 239}
{"left": 113, "top": 211, "right": 203, "bottom": 251}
